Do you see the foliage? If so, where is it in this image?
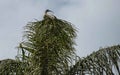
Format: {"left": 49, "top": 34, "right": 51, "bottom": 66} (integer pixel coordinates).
{"left": 17, "top": 12, "right": 76, "bottom": 75}
{"left": 0, "top": 59, "right": 25, "bottom": 75}
{"left": 1, "top": 45, "right": 120, "bottom": 75}
{"left": 68, "top": 45, "right": 120, "bottom": 75}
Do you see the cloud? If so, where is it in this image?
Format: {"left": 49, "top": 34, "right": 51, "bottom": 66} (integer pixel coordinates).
{"left": 53, "top": 0, "right": 120, "bottom": 57}
{"left": 0, "top": 0, "right": 120, "bottom": 59}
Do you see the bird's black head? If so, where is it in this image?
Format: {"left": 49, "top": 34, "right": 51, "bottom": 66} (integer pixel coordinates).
{"left": 45, "top": 9, "right": 53, "bottom": 13}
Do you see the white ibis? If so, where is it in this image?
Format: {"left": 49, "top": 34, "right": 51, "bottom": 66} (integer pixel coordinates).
{"left": 44, "top": 9, "right": 56, "bottom": 19}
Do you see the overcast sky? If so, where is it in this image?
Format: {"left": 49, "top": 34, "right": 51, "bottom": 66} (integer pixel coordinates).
{"left": 0, "top": 0, "right": 120, "bottom": 59}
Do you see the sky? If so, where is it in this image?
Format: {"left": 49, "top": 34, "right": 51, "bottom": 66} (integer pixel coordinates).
{"left": 0, "top": 0, "right": 120, "bottom": 59}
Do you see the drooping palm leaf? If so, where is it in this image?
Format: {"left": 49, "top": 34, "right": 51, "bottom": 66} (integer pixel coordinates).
{"left": 68, "top": 45, "right": 120, "bottom": 75}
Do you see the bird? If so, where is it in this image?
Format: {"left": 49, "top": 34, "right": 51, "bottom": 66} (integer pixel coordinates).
{"left": 44, "top": 9, "right": 56, "bottom": 19}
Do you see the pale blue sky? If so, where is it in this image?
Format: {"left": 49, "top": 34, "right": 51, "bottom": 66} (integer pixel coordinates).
{"left": 0, "top": 0, "right": 120, "bottom": 59}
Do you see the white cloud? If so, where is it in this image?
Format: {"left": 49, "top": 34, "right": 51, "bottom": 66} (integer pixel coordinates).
{"left": 0, "top": 0, "right": 120, "bottom": 59}
{"left": 54, "top": 0, "right": 120, "bottom": 57}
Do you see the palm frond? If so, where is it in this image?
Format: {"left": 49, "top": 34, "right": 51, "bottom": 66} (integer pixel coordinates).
{"left": 68, "top": 45, "right": 120, "bottom": 75}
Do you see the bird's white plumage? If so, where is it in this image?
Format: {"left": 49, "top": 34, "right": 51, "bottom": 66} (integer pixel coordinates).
{"left": 45, "top": 9, "right": 56, "bottom": 19}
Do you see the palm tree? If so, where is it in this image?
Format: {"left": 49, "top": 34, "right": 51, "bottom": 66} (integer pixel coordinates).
{"left": 18, "top": 9, "right": 76, "bottom": 75}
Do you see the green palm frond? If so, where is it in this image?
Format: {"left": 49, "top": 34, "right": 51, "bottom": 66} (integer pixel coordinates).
{"left": 68, "top": 45, "right": 120, "bottom": 75}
